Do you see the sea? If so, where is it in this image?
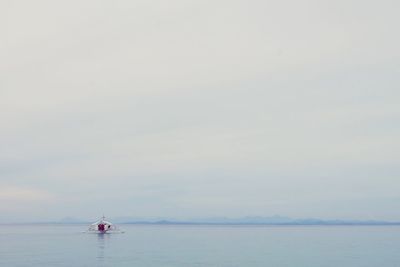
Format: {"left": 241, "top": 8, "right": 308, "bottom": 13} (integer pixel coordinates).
{"left": 1, "top": 224, "right": 399, "bottom": 267}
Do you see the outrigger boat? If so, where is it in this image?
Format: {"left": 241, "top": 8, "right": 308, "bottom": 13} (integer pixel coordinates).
{"left": 86, "top": 216, "right": 124, "bottom": 234}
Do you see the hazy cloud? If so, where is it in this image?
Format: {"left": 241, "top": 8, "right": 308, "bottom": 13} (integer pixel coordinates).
{"left": 1, "top": 0, "right": 399, "bottom": 222}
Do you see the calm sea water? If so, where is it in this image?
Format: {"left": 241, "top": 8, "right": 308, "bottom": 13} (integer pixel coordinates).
{"left": 0, "top": 224, "right": 399, "bottom": 267}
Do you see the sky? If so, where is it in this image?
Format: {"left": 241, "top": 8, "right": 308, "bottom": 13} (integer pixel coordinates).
{"left": 1, "top": 0, "right": 399, "bottom": 223}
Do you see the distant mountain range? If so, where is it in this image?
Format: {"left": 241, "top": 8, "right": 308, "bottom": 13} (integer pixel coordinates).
{"left": 57, "top": 216, "right": 400, "bottom": 225}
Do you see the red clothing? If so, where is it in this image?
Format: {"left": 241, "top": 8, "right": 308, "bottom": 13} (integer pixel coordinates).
{"left": 98, "top": 224, "right": 105, "bottom": 231}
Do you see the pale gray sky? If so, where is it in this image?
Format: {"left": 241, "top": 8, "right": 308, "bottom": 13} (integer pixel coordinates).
{"left": 1, "top": 0, "right": 400, "bottom": 222}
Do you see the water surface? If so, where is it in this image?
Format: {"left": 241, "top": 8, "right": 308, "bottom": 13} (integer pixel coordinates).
{"left": 1, "top": 224, "right": 399, "bottom": 266}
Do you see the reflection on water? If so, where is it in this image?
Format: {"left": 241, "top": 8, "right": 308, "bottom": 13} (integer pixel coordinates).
{"left": 96, "top": 233, "right": 111, "bottom": 265}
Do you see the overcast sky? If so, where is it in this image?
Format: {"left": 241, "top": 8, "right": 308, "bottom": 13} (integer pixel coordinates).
{"left": 1, "top": 0, "right": 399, "bottom": 223}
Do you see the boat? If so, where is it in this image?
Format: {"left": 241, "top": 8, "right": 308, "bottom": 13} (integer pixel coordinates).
{"left": 86, "top": 216, "right": 124, "bottom": 234}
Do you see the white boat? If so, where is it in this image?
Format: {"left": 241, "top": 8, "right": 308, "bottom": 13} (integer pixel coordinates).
{"left": 86, "top": 216, "right": 124, "bottom": 234}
